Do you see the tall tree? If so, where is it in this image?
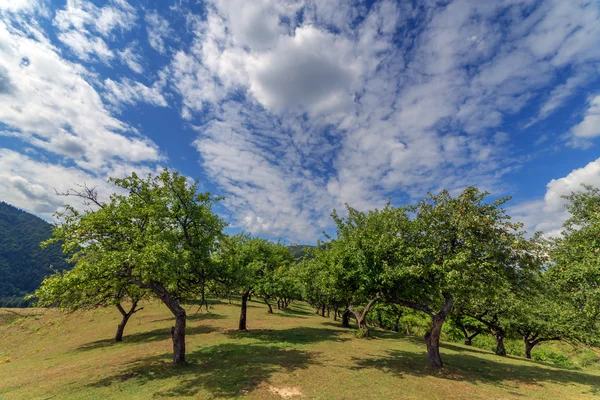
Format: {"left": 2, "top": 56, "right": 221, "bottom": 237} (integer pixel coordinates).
{"left": 550, "top": 184, "right": 600, "bottom": 325}
{"left": 319, "top": 203, "right": 413, "bottom": 336}
{"left": 35, "top": 170, "right": 225, "bottom": 364}
{"left": 385, "top": 187, "right": 540, "bottom": 368}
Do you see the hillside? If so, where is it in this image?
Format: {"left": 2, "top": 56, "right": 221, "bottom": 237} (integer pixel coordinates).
{"left": 0, "top": 202, "right": 70, "bottom": 305}
{"left": 1, "top": 300, "right": 599, "bottom": 399}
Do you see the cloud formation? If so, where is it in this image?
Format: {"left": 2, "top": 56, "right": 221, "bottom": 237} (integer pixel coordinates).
{"left": 1, "top": 0, "right": 600, "bottom": 242}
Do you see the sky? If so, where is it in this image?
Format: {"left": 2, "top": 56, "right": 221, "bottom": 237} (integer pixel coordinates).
{"left": 0, "top": 0, "right": 599, "bottom": 243}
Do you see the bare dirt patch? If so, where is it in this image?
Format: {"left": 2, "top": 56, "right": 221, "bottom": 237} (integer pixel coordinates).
{"left": 269, "top": 385, "right": 303, "bottom": 399}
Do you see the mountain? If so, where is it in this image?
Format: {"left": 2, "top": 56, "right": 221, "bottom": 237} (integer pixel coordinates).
{"left": 288, "top": 245, "right": 315, "bottom": 261}
{"left": 0, "top": 202, "right": 71, "bottom": 306}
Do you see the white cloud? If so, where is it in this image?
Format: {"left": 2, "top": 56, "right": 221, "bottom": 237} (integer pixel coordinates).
{"left": 145, "top": 10, "right": 172, "bottom": 54}
{"left": 0, "top": 149, "right": 160, "bottom": 218}
{"left": 212, "top": 0, "right": 282, "bottom": 50}
{"left": 0, "top": 17, "right": 162, "bottom": 173}
{"left": 163, "top": 0, "right": 600, "bottom": 240}
{"left": 54, "top": 0, "right": 136, "bottom": 62}
{"left": 0, "top": 0, "right": 40, "bottom": 13}
{"left": 511, "top": 158, "right": 600, "bottom": 237}
{"left": 118, "top": 42, "right": 144, "bottom": 73}
{"left": 102, "top": 78, "right": 168, "bottom": 108}
{"left": 571, "top": 95, "right": 600, "bottom": 139}
{"left": 246, "top": 25, "right": 359, "bottom": 115}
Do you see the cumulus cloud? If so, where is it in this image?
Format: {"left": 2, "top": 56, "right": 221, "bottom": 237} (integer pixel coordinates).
{"left": 246, "top": 26, "right": 359, "bottom": 115}
{"left": 571, "top": 95, "right": 600, "bottom": 139}
{"left": 0, "top": 149, "right": 161, "bottom": 218}
{"left": 511, "top": 158, "right": 600, "bottom": 237}
{"left": 164, "top": 0, "right": 600, "bottom": 240}
{"left": 0, "top": 15, "right": 162, "bottom": 173}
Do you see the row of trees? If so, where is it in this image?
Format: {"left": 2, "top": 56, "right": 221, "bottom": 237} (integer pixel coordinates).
{"left": 30, "top": 170, "right": 600, "bottom": 369}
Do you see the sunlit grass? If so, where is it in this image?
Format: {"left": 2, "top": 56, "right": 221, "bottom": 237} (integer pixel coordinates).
{"left": 1, "top": 300, "right": 599, "bottom": 399}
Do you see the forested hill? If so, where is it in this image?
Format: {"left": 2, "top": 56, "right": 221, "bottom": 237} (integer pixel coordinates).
{"left": 0, "top": 202, "right": 70, "bottom": 306}
{"left": 288, "top": 244, "right": 315, "bottom": 260}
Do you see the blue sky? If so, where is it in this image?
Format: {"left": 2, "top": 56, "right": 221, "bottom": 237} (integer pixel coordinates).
{"left": 0, "top": 0, "right": 600, "bottom": 243}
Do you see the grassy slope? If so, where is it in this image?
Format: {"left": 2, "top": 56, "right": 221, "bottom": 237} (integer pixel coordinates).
{"left": 1, "top": 300, "right": 599, "bottom": 400}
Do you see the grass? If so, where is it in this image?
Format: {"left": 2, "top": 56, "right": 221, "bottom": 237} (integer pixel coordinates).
{"left": 1, "top": 300, "right": 599, "bottom": 400}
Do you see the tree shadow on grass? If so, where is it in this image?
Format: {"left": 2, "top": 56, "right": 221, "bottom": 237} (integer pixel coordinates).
{"left": 225, "top": 326, "right": 350, "bottom": 345}
{"left": 75, "top": 325, "right": 217, "bottom": 352}
{"left": 350, "top": 348, "right": 600, "bottom": 396}
{"left": 88, "top": 343, "right": 319, "bottom": 398}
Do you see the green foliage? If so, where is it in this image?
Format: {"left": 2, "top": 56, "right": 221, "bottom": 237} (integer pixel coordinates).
{"left": 386, "top": 187, "right": 540, "bottom": 311}
{"left": 531, "top": 347, "right": 577, "bottom": 368}
{"left": 0, "top": 202, "right": 71, "bottom": 302}
{"left": 550, "top": 184, "right": 600, "bottom": 324}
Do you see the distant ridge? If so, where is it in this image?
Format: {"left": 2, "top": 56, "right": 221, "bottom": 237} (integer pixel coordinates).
{"left": 0, "top": 202, "right": 71, "bottom": 307}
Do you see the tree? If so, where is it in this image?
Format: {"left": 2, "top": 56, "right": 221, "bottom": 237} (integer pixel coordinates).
{"left": 315, "top": 203, "right": 412, "bottom": 337}
{"left": 31, "top": 250, "right": 148, "bottom": 342}
{"left": 549, "top": 184, "right": 600, "bottom": 326}
{"left": 34, "top": 170, "right": 226, "bottom": 364}
{"left": 218, "top": 234, "right": 294, "bottom": 331}
{"left": 509, "top": 277, "right": 589, "bottom": 359}
{"left": 384, "top": 187, "right": 539, "bottom": 368}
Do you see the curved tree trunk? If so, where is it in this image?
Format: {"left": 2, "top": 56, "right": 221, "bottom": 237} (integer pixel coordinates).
{"left": 150, "top": 282, "right": 187, "bottom": 365}
{"left": 264, "top": 297, "right": 273, "bottom": 314}
{"left": 115, "top": 301, "right": 141, "bottom": 342}
{"left": 239, "top": 290, "right": 250, "bottom": 331}
{"left": 348, "top": 296, "right": 380, "bottom": 338}
{"left": 522, "top": 332, "right": 557, "bottom": 359}
{"left": 391, "top": 293, "right": 453, "bottom": 369}
{"left": 425, "top": 315, "right": 445, "bottom": 369}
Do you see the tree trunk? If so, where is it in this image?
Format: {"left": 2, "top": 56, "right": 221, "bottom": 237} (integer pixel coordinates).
{"left": 377, "top": 311, "right": 383, "bottom": 328}
{"left": 321, "top": 304, "right": 326, "bottom": 317}
{"left": 277, "top": 299, "right": 281, "bottom": 310}
{"left": 333, "top": 306, "right": 338, "bottom": 321}
{"left": 524, "top": 339, "right": 534, "bottom": 359}
{"left": 172, "top": 312, "right": 186, "bottom": 365}
{"left": 425, "top": 314, "right": 445, "bottom": 369}
{"left": 393, "top": 318, "right": 399, "bottom": 332}
{"left": 264, "top": 297, "right": 273, "bottom": 314}
{"left": 115, "top": 301, "right": 140, "bottom": 342}
{"left": 347, "top": 296, "right": 380, "bottom": 338}
{"left": 492, "top": 328, "right": 507, "bottom": 356}
{"left": 342, "top": 308, "right": 351, "bottom": 328}
{"left": 327, "top": 307, "right": 330, "bottom": 318}
{"left": 150, "top": 282, "right": 187, "bottom": 365}
{"left": 239, "top": 290, "right": 250, "bottom": 331}
{"left": 464, "top": 337, "right": 472, "bottom": 346}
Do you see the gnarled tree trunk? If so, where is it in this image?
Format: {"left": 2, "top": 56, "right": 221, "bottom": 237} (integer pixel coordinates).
{"left": 425, "top": 315, "right": 445, "bottom": 369}
{"left": 522, "top": 332, "right": 558, "bottom": 359}
{"left": 348, "top": 296, "right": 380, "bottom": 338}
{"left": 150, "top": 282, "right": 187, "bottom": 365}
{"left": 239, "top": 290, "right": 250, "bottom": 331}
{"left": 391, "top": 293, "right": 454, "bottom": 369}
